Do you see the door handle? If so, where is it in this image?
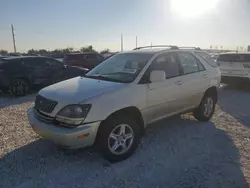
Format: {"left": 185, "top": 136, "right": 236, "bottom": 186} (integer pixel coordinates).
{"left": 175, "top": 80, "right": 182, "bottom": 85}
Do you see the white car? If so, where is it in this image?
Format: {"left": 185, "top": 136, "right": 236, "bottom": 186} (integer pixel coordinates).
{"left": 217, "top": 52, "right": 250, "bottom": 82}
{"left": 27, "top": 46, "right": 221, "bottom": 162}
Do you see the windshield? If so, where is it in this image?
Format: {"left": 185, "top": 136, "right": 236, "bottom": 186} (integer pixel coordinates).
{"left": 85, "top": 53, "right": 153, "bottom": 83}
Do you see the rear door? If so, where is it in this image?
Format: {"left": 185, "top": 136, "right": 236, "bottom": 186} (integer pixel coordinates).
{"left": 176, "top": 51, "right": 210, "bottom": 109}
{"left": 45, "top": 58, "right": 67, "bottom": 84}
{"left": 218, "top": 54, "right": 249, "bottom": 76}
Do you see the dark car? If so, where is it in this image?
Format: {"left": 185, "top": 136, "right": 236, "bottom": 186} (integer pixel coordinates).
{"left": 0, "top": 56, "right": 88, "bottom": 96}
{"left": 63, "top": 52, "right": 104, "bottom": 70}
{"left": 0, "top": 56, "right": 8, "bottom": 60}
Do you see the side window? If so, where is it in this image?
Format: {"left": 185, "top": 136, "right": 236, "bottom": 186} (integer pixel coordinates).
{"left": 85, "top": 54, "right": 97, "bottom": 61}
{"left": 24, "top": 58, "right": 49, "bottom": 67}
{"left": 96, "top": 55, "right": 104, "bottom": 61}
{"left": 195, "top": 51, "right": 218, "bottom": 67}
{"left": 46, "top": 59, "right": 62, "bottom": 67}
{"left": 178, "top": 52, "right": 204, "bottom": 74}
{"left": 140, "top": 53, "right": 180, "bottom": 83}
{"left": 218, "top": 54, "right": 242, "bottom": 62}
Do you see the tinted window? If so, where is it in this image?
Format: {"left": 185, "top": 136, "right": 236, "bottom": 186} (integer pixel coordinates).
{"left": 178, "top": 52, "right": 203, "bottom": 74}
{"left": 0, "top": 59, "right": 23, "bottom": 70}
{"left": 217, "top": 54, "right": 243, "bottom": 62}
{"left": 24, "top": 58, "right": 49, "bottom": 67}
{"left": 85, "top": 54, "right": 98, "bottom": 61}
{"left": 46, "top": 59, "right": 62, "bottom": 67}
{"left": 150, "top": 53, "right": 180, "bottom": 79}
{"left": 244, "top": 54, "right": 250, "bottom": 62}
{"left": 96, "top": 54, "right": 104, "bottom": 61}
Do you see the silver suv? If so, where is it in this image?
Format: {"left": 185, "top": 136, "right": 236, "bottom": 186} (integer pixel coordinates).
{"left": 27, "top": 45, "right": 221, "bottom": 162}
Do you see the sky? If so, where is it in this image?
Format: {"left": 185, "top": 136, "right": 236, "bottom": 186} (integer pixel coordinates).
{"left": 1, "top": 0, "right": 250, "bottom": 52}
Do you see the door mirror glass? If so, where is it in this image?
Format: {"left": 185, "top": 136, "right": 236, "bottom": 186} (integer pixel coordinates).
{"left": 150, "top": 70, "right": 166, "bottom": 83}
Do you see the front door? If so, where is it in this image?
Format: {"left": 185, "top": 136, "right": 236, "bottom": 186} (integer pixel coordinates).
{"left": 141, "top": 52, "right": 183, "bottom": 124}
{"left": 23, "top": 58, "right": 52, "bottom": 85}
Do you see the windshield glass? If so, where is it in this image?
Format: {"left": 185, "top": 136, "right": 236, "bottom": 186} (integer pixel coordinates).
{"left": 85, "top": 53, "right": 153, "bottom": 83}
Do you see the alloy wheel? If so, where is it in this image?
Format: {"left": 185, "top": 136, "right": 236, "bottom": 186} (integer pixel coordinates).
{"left": 108, "top": 124, "right": 134, "bottom": 155}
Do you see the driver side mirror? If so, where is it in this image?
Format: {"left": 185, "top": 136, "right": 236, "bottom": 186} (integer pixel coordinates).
{"left": 150, "top": 70, "right": 166, "bottom": 83}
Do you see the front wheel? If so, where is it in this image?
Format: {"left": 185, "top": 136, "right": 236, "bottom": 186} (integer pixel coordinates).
{"left": 193, "top": 94, "right": 216, "bottom": 121}
{"left": 97, "top": 116, "right": 141, "bottom": 162}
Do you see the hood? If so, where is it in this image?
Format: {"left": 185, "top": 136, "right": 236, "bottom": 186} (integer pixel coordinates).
{"left": 39, "top": 76, "right": 124, "bottom": 104}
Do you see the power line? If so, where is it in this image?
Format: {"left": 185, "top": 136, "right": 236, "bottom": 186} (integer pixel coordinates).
{"left": 11, "top": 24, "right": 16, "bottom": 53}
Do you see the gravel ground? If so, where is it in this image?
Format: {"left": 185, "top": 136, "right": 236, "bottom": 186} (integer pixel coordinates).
{"left": 0, "top": 85, "right": 249, "bottom": 188}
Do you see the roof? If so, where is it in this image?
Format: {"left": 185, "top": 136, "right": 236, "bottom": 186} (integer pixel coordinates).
{"left": 120, "top": 48, "right": 202, "bottom": 56}
{"left": 118, "top": 45, "right": 202, "bottom": 55}
{"left": 2, "top": 56, "right": 49, "bottom": 61}
{"left": 65, "top": 52, "right": 98, "bottom": 56}
{"left": 220, "top": 52, "right": 250, "bottom": 55}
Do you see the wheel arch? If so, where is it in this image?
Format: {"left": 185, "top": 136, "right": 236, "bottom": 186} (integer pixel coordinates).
{"left": 95, "top": 106, "right": 145, "bottom": 145}
{"left": 204, "top": 86, "right": 218, "bottom": 102}
{"left": 10, "top": 77, "right": 31, "bottom": 86}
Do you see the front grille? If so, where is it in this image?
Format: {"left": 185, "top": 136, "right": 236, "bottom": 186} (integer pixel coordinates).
{"left": 35, "top": 95, "right": 58, "bottom": 113}
{"left": 34, "top": 109, "right": 54, "bottom": 123}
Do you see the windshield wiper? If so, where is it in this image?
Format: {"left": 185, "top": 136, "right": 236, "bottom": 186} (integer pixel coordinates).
{"left": 85, "top": 74, "right": 107, "bottom": 80}
{"left": 84, "top": 74, "right": 126, "bottom": 83}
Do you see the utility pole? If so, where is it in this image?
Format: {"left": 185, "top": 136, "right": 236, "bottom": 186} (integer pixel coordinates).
{"left": 11, "top": 24, "right": 16, "bottom": 53}
{"left": 135, "top": 36, "right": 138, "bottom": 48}
{"left": 121, "top": 34, "right": 123, "bottom": 52}
{"left": 150, "top": 42, "right": 152, "bottom": 48}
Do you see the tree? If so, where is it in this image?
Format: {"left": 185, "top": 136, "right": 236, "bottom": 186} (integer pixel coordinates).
{"left": 27, "top": 49, "right": 37, "bottom": 55}
{"left": 0, "top": 49, "right": 8, "bottom": 55}
{"left": 100, "top": 48, "right": 110, "bottom": 54}
{"left": 80, "top": 45, "right": 96, "bottom": 52}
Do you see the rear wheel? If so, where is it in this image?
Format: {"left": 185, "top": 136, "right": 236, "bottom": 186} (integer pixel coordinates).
{"left": 10, "top": 78, "right": 29, "bottom": 96}
{"left": 97, "top": 116, "right": 141, "bottom": 162}
{"left": 193, "top": 94, "right": 216, "bottom": 121}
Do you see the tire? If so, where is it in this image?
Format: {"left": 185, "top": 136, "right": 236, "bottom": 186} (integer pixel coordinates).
{"left": 10, "top": 78, "right": 29, "bottom": 96}
{"left": 193, "top": 93, "right": 216, "bottom": 122}
{"left": 97, "top": 116, "right": 141, "bottom": 162}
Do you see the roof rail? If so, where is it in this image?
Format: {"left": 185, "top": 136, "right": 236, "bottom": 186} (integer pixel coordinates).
{"left": 178, "top": 47, "right": 201, "bottom": 50}
{"left": 133, "top": 45, "right": 179, "bottom": 50}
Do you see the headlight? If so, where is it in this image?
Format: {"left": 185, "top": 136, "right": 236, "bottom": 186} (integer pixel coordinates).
{"left": 55, "top": 104, "right": 91, "bottom": 126}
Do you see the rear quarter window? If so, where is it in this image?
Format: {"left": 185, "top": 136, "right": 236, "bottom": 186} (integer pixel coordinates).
{"left": 195, "top": 51, "right": 218, "bottom": 67}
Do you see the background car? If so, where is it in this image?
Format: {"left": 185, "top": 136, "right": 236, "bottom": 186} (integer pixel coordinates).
{"left": 217, "top": 52, "right": 250, "bottom": 83}
{"left": 0, "top": 56, "right": 88, "bottom": 96}
{"left": 63, "top": 52, "right": 104, "bottom": 70}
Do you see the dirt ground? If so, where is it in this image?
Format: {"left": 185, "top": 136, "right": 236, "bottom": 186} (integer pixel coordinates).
{"left": 0, "top": 84, "right": 249, "bottom": 188}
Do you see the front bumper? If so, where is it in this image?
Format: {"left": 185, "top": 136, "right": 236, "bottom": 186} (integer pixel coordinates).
{"left": 27, "top": 108, "right": 101, "bottom": 149}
